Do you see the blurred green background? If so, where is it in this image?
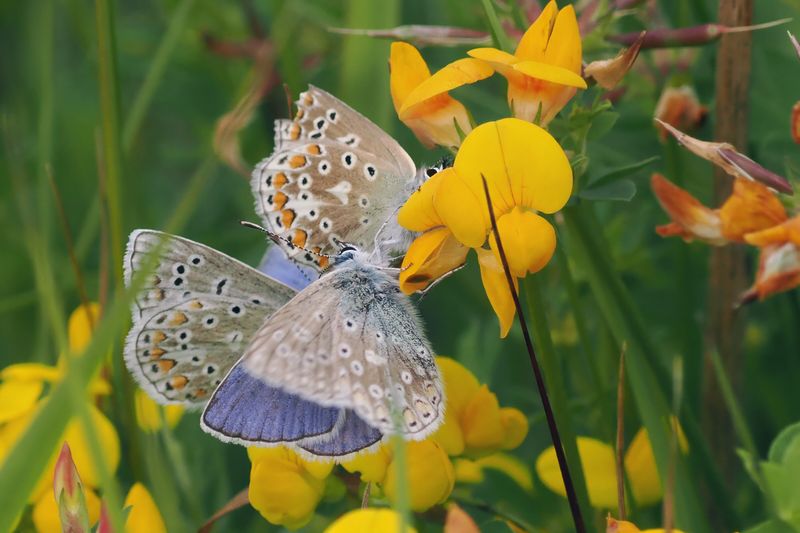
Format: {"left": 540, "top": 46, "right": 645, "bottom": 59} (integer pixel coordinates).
{"left": 2, "top": 0, "right": 800, "bottom": 531}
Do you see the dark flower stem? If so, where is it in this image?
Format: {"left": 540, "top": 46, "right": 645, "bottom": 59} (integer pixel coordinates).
{"left": 480, "top": 176, "right": 585, "bottom": 533}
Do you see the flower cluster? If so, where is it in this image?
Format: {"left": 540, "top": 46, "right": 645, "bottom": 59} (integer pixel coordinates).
{"left": 389, "top": 1, "right": 588, "bottom": 336}
{"left": 0, "top": 304, "right": 167, "bottom": 532}
{"left": 651, "top": 122, "right": 798, "bottom": 302}
{"left": 246, "top": 357, "right": 529, "bottom": 528}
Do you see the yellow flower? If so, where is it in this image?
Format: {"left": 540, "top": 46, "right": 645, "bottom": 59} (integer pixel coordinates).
{"left": 399, "top": 118, "right": 572, "bottom": 337}
{"left": 134, "top": 389, "right": 184, "bottom": 432}
{"left": 343, "top": 439, "right": 455, "bottom": 513}
{"left": 468, "top": 1, "right": 586, "bottom": 124}
{"left": 384, "top": 440, "right": 455, "bottom": 512}
{"left": 454, "top": 453, "right": 533, "bottom": 491}
{"left": 124, "top": 483, "right": 167, "bottom": 533}
{"left": 536, "top": 423, "right": 688, "bottom": 508}
{"left": 390, "top": 41, "right": 492, "bottom": 148}
{"left": 432, "top": 357, "right": 528, "bottom": 456}
{"left": 325, "top": 508, "right": 418, "bottom": 533}
{"left": 0, "top": 304, "right": 119, "bottom": 521}
{"left": 248, "top": 446, "right": 334, "bottom": 529}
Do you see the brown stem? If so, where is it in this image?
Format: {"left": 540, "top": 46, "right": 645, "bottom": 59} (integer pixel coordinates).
{"left": 615, "top": 342, "right": 627, "bottom": 520}
{"left": 704, "top": 0, "right": 751, "bottom": 509}
{"left": 480, "top": 176, "right": 585, "bottom": 533}
{"left": 198, "top": 488, "right": 249, "bottom": 533}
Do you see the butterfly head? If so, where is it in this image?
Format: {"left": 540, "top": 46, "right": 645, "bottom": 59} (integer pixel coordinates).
{"left": 415, "top": 155, "right": 455, "bottom": 188}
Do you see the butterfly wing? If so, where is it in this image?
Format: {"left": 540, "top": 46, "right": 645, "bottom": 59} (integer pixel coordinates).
{"left": 123, "top": 230, "right": 296, "bottom": 406}
{"left": 241, "top": 262, "right": 445, "bottom": 439}
{"left": 252, "top": 85, "right": 417, "bottom": 270}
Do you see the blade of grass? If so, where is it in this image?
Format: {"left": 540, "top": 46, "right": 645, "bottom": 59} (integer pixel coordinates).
{"left": 122, "top": 0, "right": 197, "bottom": 152}
{"left": 482, "top": 176, "right": 586, "bottom": 533}
{"left": 0, "top": 157, "right": 215, "bottom": 532}
{"left": 523, "top": 275, "right": 593, "bottom": 522}
{"left": 479, "top": 0, "right": 514, "bottom": 52}
{"left": 616, "top": 344, "right": 627, "bottom": 520}
{"left": 562, "top": 204, "right": 722, "bottom": 533}
{"left": 339, "top": 0, "right": 399, "bottom": 126}
{"left": 95, "top": 0, "right": 124, "bottom": 288}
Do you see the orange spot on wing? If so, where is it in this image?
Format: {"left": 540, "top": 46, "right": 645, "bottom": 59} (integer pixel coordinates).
{"left": 318, "top": 256, "right": 330, "bottom": 269}
{"left": 158, "top": 359, "right": 176, "bottom": 372}
{"left": 281, "top": 209, "right": 296, "bottom": 228}
{"left": 189, "top": 300, "right": 203, "bottom": 310}
{"left": 295, "top": 108, "right": 305, "bottom": 120}
{"left": 292, "top": 229, "right": 308, "bottom": 248}
{"left": 303, "top": 93, "right": 314, "bottom": 106}
{"left": 305, "top": 144, "right": 321, "bottom": 155}
{"left": 169, "top": 312, "right": 188, "bottom": 326}
{"left": 150, "top": 348, "right": 165, "bottom": 359}
{"left": 169, "top": 376, "right": 189, "bottom": 390}
{"left": 152, "top": 331, "right": 167, "bottom": 343}
{"left": 289, "top": 155, "right": 308, "bottom": 169}
{"left": 289, "top": 123, "right": 301, "bottom": 140}
{"left": 272, "top": 191, "right": 289, "bottom": 210}
{"left": 272, "top": 172, "right": 288, "bottom": 189}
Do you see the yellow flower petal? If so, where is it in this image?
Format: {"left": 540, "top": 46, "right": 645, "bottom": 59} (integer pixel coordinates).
{"left": 341, "top": 443, "right": 392, "bottom": 484}
{"left": 324, "top": 508, "right": 418, "bottom": 533}
{"left": 398, "top": 170, "right": 447, "bottom": 232}
{"left": 0, "top": 379, "right": 42, "bottom": 423}
{"left": 134, "top": 389, "right": 184, "bottom": 432}
{"left": 514, "top": 0, "right": 558, "bottom": 61}
{"left": 432, "top": 412, "right": 465, "bottom": 456}
{"left": 124, "top": 483, "right": 167, "bottom": 533}
{"left": 399, "top": 228, "right": 468, "bottom": 294}
{"left": 624, "top": 420, "right": 687, "bottom": 507}
{"left": 61, "top": 404, "right": 121, "bottom": 491}
{"left": 435, "top": 119, "right": 572, "bottom": 243}
{"left": 1, "top": 363, "right": 62, "bottom": 383}
{"left": 453, "top": 458, "right": 484, "bottom": 484}
{"left": 489, "top": 208, "right": 556, "bottom": 278}
{"left": 468, "top": 47, "right": 519, "bottom": 75}
{"left": 32, "top": 485, "right": 101, "bottom": 533}
{"left": 475, "top": 453, "right": 533, "bottom": 491}
{"left": 384, "top": 440, "right": 454, "bottom": 512}
{"left": 499, "top": 407, "right": 528, "bottom": 450}
{"left": 543, "top": 4, "right": 582, "bottom": 74}
{"left": 390, "top": 41, "right": 432, "bottom": 115}
{"left": 68, "top": 303, "right": 101, "bottom": 355}
{"left": 536, "top": 437, "right": 618, "bottom": 509}
{"left": 513, "top": 60, "right": 587, "bottom": 89}
{"left": 248, "top": 447, "right": 332, "bottom": 529}
{"left": 461, "top": 385, "right": 506, "bottom": 455}
{"left": 400, "top": 58, "right": 493, "bottom": 117}
{"left": 435, "top": 357, "right": 481, "bottom": 413}
{"left": 476, "top": 248, "right": 517, "bottom": 338}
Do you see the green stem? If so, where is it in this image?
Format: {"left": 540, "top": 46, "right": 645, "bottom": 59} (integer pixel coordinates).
{"left": 562, "top": 204, "right": 733, "bottom": 532}
{"left": 524, "top": 275, "right": 593, "bottom": 524}
{"left": 708, "top": 349, "right": 776, "bottom": 515}
{"left": 479, "top": 0, "right": 514, "bottom": 52}
{"left": 122, "top": 0, "right": 197, "bottom": 152}
{"left": 95, "top": 0, "right": 124, "bottom": 288}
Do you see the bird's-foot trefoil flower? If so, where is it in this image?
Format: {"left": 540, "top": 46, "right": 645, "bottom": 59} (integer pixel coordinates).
{"left": 536, "top": 421, "right": 688, "bottom": 508}
{"left": 651, "top": 173, "right": 787, "bottom": 245}
{"left": 390, "top": 41, "right": 492, "bottom": 148}
{"left": 324, "top": 508, "right": 418, "bottom": 533}
{"left": 398, "top": 118, "right": 573, "bottom": 336}
{"left": 0, "top": 304, "right": 120, "bottom": 533}
{"left": 741, "top": 215, "right": 800, "bottom": 303}
{"left": 247, "top": 446, "right": 334, "bottom": 529}
{"left": 468, "top": 0, "right": 587, "bottom": 124}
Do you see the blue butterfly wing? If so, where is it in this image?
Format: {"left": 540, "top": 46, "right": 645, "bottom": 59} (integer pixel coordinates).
{"left": 298, "top": 410, "right": 383, "bottom": 458}
{"left": 201, "top": 362, "right": 340, "bottom": 444}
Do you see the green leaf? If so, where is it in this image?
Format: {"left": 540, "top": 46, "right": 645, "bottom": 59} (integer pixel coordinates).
{"left": 769, "top": 422, "right": 800, "bottom": 463}
{"left": 578, "top": 179, "right": 637, "bottom": 202}
{"left": 743, "top": 519, "right": 798, "bottom": 533}
{"left": 587, "top": 111, "right": 619, "bottom": 140}
{"left": 588, "top": 155, "right": 660, "bottom": 188}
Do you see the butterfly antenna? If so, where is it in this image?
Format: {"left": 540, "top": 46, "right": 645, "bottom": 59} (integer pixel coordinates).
{"left": 240, "top": 220, "right": 334, "bottom": 258}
